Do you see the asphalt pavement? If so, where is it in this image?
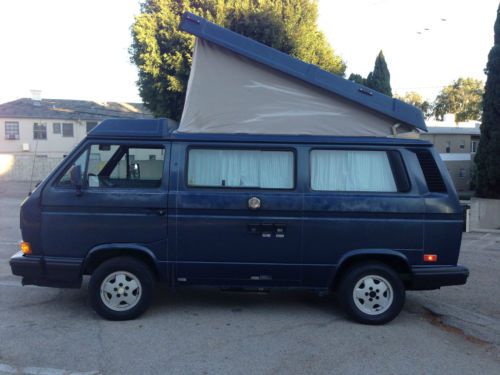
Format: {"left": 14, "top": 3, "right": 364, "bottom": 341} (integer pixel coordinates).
{"left": 0, "top": 181, "right": 499, "bottom": 375}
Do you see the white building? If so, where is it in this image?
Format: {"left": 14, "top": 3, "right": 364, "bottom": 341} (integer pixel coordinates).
{"left": 0, "top": 97, "right": 152, "bottom": 181}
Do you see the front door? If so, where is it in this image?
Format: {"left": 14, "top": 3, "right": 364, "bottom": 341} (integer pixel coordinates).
{"left": 171, "top": 143, "right": 302, "bottom": 287}
{"left": 41, "top": 140, "right": 170, "bottom": 267}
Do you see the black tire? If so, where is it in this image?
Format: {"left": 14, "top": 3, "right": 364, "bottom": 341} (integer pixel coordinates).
{"left": 89, "top": 256, "right": 154, "bottom": 320}
{"left": 338, "top": 262, "right": 405, "bottom": 325}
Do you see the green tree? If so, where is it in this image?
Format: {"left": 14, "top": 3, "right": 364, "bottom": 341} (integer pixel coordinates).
{"left": 348, "top": 73, "right": 366, "bottom": 85}
{"left": 130, "top": 0, "right": 346, "bottom": 120}
{"left": 475, "top": 4, "right": 500, "bottom": 198}
{"left": 348, "top": 51, "right": 392, "bottom": 96}
{"left": 395, "top": 91, "right": 432, "bottom": 118}
{"left": 432, "top": 77, "right": 484, "bottom": 122}
{"left": 366, "top": 50, "right": 392, "bottom": 97}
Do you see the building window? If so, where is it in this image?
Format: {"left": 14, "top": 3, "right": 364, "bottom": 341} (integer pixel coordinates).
{"left": 33, "top": 123, "right": 47, "bottom": 140}
{"left": 53, "top": 123, "right": 61, "bottom": 134}
{"left": 459, "top": 140, "right": 465, "bottom": 150}
{"left": 459, "top": 168, "right": 466, "bottom": 178}
{"left": 471, "top": 141, "right": 477, "bottom": 153}
{"left": 5, "top": 121, "right": 19, "bottom": 140}
{"left": 86, "top": 121, "right": 98, "bottom": 133}
{"left": 62, "top": 123, "right": 74, "bottom": 137}
{"left": 445, "top": 141, "right": 451, "bottom": 153}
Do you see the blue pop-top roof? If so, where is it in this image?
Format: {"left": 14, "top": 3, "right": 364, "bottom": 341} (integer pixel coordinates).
{"left": 88, "top": 118, "right": 431, "bottom": 147}
{"left": 179, "top": 12, "right": 427, "bottom": 132}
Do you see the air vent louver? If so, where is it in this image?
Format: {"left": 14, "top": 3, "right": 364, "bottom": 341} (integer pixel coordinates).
{"left": 414, "top": 150, "right": 447, "bottom": 193}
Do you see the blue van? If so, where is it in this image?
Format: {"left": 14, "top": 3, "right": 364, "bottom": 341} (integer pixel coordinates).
{"left": 10, "top": 118, "right": 469, "bottom": 324}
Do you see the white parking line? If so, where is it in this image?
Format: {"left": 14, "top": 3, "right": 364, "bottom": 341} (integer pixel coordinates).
{"left": 0, "top": 363, "right": 100, "bottom": 375}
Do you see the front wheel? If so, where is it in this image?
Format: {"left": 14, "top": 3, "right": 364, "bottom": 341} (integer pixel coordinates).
{"left": 339, "top": 262, "right": 405, "bottom": 325}
{"left": 89, "top": 257, "right": 154, "bottom": 320}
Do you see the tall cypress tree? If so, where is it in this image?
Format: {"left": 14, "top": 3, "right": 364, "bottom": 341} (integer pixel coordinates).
{"left": 475, "top": 4, "right": 500, "bottom": 198}
{"left": 366, "top": 50, "right": 392, "bottom": 97}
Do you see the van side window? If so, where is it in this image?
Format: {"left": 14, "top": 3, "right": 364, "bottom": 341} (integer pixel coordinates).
{"left": 310, "top": 150, "right": 397, "bottom": 192}
{"left": 57, "top": 149, "right": 89, "bottom": 187}
{"left": 188, "top": 149, "right": 294, "bottom": 189}
{"left": 86, "top": 145, "right": 165, "bottom": 188}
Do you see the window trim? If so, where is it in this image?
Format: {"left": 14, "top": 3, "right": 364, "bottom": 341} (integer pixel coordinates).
{"left": 307, "top": 147, "right": 410, "bottom": 194}
{"left": 5, "top": 121, "right": 19, "bottom": 140}
{"left": 185, "top": 145, "right": 297, "bottom": 191}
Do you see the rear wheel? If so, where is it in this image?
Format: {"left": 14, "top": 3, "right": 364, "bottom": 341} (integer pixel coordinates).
{"left": 89, "top": 257, "right": 154, "bottom": 320}
{"left": 339, "top": 262, "right": 405, "bottom": 325}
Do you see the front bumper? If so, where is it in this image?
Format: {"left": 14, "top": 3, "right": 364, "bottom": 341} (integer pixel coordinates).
{"left": 10, "top": 251, "right": 83, "bottom": 288}
{"left": 409, "top": 265, "right": 469, "bottom": 290}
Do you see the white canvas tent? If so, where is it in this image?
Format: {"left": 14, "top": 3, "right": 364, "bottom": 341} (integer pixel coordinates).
{"left": 178, "top": 13, "right": 426, "bottom": 137}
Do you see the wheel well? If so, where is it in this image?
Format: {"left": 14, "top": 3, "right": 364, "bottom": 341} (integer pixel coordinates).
{"left": 83, "top": 249, "right": 159, "bottom": 280}
{"left": 331, "top": 254, "right": 411, "bottom": 291}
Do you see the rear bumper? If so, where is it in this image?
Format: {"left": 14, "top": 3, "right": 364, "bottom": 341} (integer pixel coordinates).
{"left": 10, "top": 251, "right": 83, "bottom": 288}
{"left": 409, "top": 265, "right": 469, "bottom": 290}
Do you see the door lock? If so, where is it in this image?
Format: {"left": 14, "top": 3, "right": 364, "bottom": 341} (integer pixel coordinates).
{"left": 248, "top": 197, "right": 261, "bottom": 210}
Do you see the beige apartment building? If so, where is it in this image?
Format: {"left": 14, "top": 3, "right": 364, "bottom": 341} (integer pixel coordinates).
{"left": 420, "top": 125, "right": 480, "bottom": 192}
{"left": 0, "top": 97, "right": 152, "bottom": 181}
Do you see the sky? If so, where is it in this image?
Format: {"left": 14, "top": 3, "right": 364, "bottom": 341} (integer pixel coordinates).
{"left": 0, "top": 0, "right": 498, "bottom": 104}
{"left": 318, "top": 0, "right": 498, "bottom": 99}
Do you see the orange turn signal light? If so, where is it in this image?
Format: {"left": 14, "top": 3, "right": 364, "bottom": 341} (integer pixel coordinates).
{"left": 423, "top": 254, "right": 437, "bottom": 263}
{"left": 20, "top": 241, "right": 32, "bottom": 255}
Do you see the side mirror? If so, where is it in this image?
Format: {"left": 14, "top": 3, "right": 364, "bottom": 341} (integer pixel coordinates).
{"left": 69, "top": 165, "right": 83, "bottom": 195}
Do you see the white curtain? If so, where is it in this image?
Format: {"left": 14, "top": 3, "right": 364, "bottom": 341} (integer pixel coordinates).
{"left": 311, "top": 150, "right": 397, "bottom": 192}
{"left": 188, "top": 149, "right": 293, "bottom": 189}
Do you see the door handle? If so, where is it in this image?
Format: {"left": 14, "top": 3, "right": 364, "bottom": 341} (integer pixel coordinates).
{"left": 247, "top": 223, "right": 286, "bottom": 238}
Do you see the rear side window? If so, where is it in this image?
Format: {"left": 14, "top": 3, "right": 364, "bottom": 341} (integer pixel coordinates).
{"left": 413, "top": 149, "right": 447, "bottom": 192}
{"left": 310, "top": 150, "right": 397, "bottom": 192}
{"left": 187, "top": 149, "right": 294, "bottom": 189}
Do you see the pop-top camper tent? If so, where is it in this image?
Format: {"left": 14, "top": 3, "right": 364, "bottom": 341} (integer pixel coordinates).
{"left": 178, "top": 13, "right": 427, "bottom": 136}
